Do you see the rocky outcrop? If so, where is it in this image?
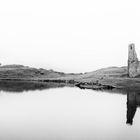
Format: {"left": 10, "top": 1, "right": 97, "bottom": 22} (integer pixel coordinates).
{"left": 128, "top": 44, "right": 140, "bottom": 77}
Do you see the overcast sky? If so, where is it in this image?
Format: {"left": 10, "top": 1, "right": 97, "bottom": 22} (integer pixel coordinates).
{"left": 0, "top": 0, "right": 140, "bottom": 72}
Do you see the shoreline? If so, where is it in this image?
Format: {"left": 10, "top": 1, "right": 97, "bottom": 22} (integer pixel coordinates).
{"left": 0, "top": 65, "right": 140, "bottom": 91}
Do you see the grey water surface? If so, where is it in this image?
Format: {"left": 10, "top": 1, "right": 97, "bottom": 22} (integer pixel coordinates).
{"left": 0, "top": 81, "right": 139, "bottom": 140}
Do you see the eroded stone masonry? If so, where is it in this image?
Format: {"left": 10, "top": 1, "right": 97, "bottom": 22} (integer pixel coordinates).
{"left": 128, "top": 44, "right": 140, "bottom": 77}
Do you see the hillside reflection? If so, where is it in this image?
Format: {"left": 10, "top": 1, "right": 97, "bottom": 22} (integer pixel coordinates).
{"left": 0, "top": 80, "right": 66, "bottom": 92}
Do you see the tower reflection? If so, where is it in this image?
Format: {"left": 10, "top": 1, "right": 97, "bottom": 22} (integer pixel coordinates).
{"left": 127, "top": 92, "right": 140, "bottom": 125}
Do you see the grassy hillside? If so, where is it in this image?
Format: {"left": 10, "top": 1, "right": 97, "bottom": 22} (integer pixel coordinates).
{"left": 0, "top": 65, "right": 66, "bottom": 79}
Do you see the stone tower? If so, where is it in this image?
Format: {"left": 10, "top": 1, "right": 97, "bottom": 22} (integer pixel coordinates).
{"left": 128, "top": 44, "right": 139, "bottom": 77}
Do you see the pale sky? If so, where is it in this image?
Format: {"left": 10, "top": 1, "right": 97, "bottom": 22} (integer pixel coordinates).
{"left": 0, "top": 0, "right": 140, "bottom": 73}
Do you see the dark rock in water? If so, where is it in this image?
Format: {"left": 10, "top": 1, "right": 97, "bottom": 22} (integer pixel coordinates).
{"left": 75, "top": 82, "right": 115, "bottom": 90}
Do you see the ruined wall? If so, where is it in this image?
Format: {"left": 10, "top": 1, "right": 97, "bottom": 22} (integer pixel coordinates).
{"left": 128, "top": 44, "right": 140, "bottom": 77}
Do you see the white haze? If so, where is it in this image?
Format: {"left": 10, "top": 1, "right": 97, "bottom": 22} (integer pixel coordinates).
{"left": 0, "top": 0, "right": 140, "bottom": 73}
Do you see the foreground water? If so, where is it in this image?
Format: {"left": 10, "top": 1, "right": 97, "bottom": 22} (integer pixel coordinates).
{"left": 0, "top": 82, "right": 139, "bottom": 140}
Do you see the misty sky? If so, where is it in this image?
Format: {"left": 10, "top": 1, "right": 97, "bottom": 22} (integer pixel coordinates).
{"left": 0, "top": 0, "right": 140, "bottom": 72}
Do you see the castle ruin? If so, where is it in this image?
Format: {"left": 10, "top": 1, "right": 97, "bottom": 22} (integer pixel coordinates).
{"left": 128, "top": 44, "right": 140, "bottom": 77}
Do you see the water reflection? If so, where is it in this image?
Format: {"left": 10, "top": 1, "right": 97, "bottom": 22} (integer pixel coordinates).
{"left": 127, "top": 92, "right": 140, "bottom": 125}
{"left": 0, "top": 80, "right": 67, "bottom": 92}
{"left": 0, "top": 80, "right": 140, "bottom": 126}
{"left": 102, "top": 89, "right": 140, "bottom": 126}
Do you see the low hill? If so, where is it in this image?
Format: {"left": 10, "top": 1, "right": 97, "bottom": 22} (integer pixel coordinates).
{"left": 0, "top": 65, "right": 67, "bottom": 79}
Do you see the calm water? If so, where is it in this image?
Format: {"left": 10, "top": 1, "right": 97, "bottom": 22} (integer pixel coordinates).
{"left": 0, "top": 82, "right": 140, "bottom": 140}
